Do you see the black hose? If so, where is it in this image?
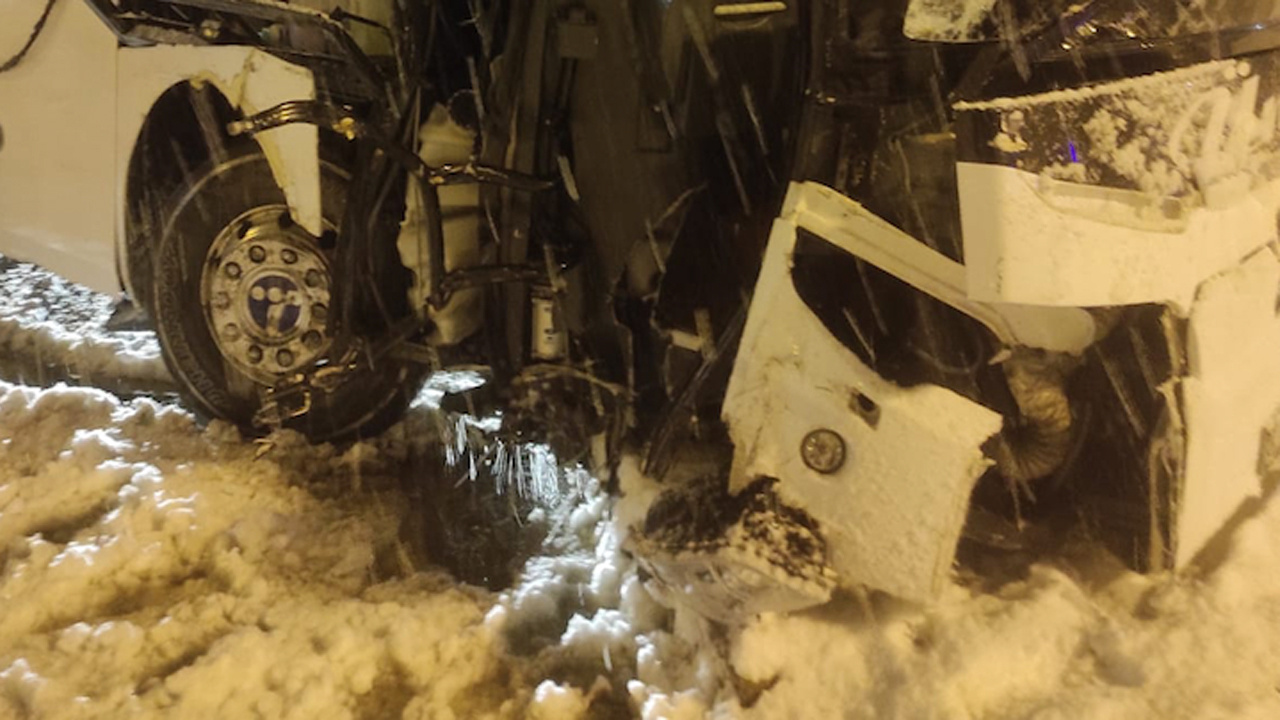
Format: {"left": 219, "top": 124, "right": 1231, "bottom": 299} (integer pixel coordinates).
{"left": 1, "top": 0, "right": 58, "bottom": 74}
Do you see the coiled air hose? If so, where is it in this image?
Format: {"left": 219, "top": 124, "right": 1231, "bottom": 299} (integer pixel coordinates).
{"left": 991, "top": 349, "right": 1078, "bottom": 490}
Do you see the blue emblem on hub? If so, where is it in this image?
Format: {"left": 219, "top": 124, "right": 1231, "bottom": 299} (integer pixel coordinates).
{"left": 247, "top": 276, "right": 302, "bottom": 336}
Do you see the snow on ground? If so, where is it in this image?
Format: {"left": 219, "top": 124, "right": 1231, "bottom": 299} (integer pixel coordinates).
{"left": 0, "top": 378, "right": 699, "bottom": 719}
{"left": 0, "top": 258, "right": 171, "bottom": 395}
{"left": 1, "top": 260, "right": 1280, "bottom": 719}
{"left": 0, "top": 383, "right": 504, "bottom": 718}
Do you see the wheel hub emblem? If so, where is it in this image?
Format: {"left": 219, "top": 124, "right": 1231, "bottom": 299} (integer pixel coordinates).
{"left": 247, "top": 275, "right": 303, "bottom": 337}
{"left": 202, "top": 205, "right": 334, "bottom": 385}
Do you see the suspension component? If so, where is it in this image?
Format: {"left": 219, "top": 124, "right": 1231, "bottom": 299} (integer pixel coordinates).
{"left": 530, "top": 284, "right": 567, "bottom": 361}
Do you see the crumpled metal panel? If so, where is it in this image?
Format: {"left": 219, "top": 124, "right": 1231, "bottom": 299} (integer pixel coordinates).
{"left": 721, "top": 182, "right": 1003, "bottom": 603}
{"left": 957, "top": 161, "right": 1280, "bottom": 312}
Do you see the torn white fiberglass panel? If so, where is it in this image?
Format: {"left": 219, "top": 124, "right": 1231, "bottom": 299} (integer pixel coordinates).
{"left": 778, "top": 182, "right": 1096, "bottom": 354}
{"left": 721, "top": 182, "right": 1003, "bottom": 603}
{"left": 717, "top": 178, "right": 1280, "bottom": 600}
{"left": 955, "top": 57, "right": 1280, "bottom": 310}
{"left": 957, "top": 162, "right": 1280, "bottom": 311}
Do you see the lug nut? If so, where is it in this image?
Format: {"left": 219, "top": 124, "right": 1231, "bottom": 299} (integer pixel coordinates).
{"left": 247, "top": 345, "right": 263, "bottom": 364}
{"left": 281, "top": 248, "right": 298, "bottom": 264}
{"left": 801, "top": 428, "right": 846, "bottom": 474}
{"left": 312, "top": 304, "right": 328, "bottom": 322}
{"left": 212, "top": 292, "right": 231, "bottom": 310}
{"left": 249, "top": 245, "right": 267, "bottom": 263}
{"left": 224, "top": 262, "right": 242, "bottom": 279}
{"left": 302, "top": 330, "right": 323, "bottom": 348}
{"left": 276, "top": 348, "right": 295, "bottom": 367}
{"left": 304, "top": 269, "right": 323, "bottom": 288}
{"left": 222, "top": 324, "right": 240, "bottom": 340}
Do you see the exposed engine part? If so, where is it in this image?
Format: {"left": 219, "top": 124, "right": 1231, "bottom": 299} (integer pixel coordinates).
{"left": 398, "top": 104, "right": 486, "bottom": 346}
{"left": 529, "top": 284, "right": 566, "bottom": 361}
{"left": 631, "top": 476, "right": 837, "bottom": 624}
{"left": 990, "top": 350, "right": 1078, "bottom": 489}
{"left": 228, "top": 100, "right": 555, "bottom": 192}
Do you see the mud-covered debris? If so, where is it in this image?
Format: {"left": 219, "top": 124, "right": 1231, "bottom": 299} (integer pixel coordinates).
{"left": 630, "top": 476, "right": 837, "bottom": 623}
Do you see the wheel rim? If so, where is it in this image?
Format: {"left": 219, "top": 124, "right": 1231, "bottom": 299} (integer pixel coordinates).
{"left": 201, "top": 205, "right": 333, "bottom": 385}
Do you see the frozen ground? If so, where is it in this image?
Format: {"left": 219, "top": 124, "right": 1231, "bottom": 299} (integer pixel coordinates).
{"left": 1, "top": 259, "right": 1279, "bottom": 719}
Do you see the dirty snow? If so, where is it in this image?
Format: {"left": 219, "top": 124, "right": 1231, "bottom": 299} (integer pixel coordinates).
{"left": 1, "top": 260, "right": 1280, "bottom": 719}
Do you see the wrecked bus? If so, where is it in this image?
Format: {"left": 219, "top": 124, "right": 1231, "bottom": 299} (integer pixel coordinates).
{"left": 2, "top": 0, "right": 1279, "bottom": 619}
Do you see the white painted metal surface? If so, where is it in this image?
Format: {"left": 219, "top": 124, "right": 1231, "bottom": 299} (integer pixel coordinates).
{"left": 0, "top": 0, "right": 119, "bottom": 293}
{"left": 722, "top": 182, "right": 1004, "bottom": 602}
{"left": 0, "top": 2, "right": 323, "bottom": 296}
